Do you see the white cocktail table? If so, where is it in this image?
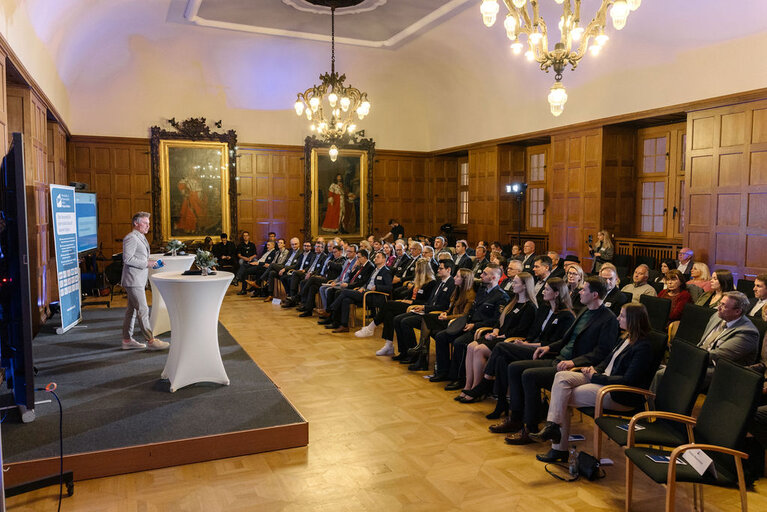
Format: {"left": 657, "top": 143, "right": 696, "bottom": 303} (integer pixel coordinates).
{"left": 148, "top": 253, "right": 195, "bottom": 335}
{"left": 150, "top": 271, "right": 233, "bottom": 392}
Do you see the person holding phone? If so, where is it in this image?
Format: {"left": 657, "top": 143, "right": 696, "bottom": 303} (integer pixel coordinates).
{"left": 588, "top": 230, "right": 614, "bottom": 274}
{"left": 121, "top": 212, "right": 168, "bottom": 351}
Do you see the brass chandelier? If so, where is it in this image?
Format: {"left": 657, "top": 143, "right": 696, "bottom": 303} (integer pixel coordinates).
{"left": 293, "top": 1, "right": 371, "bottom": 161}
{"left": 479, "top": 0, "right": 641, "bottom": 116}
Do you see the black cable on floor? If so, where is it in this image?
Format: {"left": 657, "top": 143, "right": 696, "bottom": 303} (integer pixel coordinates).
{"left": 37, "top": 383, "right": 63, "bottom": 512}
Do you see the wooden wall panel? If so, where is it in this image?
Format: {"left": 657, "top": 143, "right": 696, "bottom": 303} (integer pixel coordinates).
{"left": 601, "top": 127, "right": 636, "bottom": 236}
{"left": 235, "top": 147, "right": 304, "bottom": 244}
{"left": 8, "top": 85, "right": 65, "bottom": 331}
{"left": 0, "top": 47, "right": 7, "bottom": 158}
{"left": 498, "top": 145, "right": 525, "bottom": 243}
{"left": 67, "top": 137, "right": 151, "bottom": 258}
{"left": 427, "top": 155, "right": 459, "bottom": 237}
{"left": 549, "top": 128, "right": 603, "bottom": 261}
{"left": 468, "top": 146, "right": 500, "bottom": 243}
{"left": 685, "top": 99, "right": 767, "bottom": 278}
{"left": 372, "top": 154, "right": 429, "bottom": 239}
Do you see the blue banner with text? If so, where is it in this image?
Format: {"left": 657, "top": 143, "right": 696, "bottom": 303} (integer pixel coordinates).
{"left": 50, "top": 184, "right": 82, "bottom": 333}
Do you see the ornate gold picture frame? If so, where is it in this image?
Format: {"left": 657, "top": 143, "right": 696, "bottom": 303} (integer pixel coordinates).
{"left": 307, "top": 145, "right": 371, "bottom": 240}
{"left": 150, "top": 118, "right": 238, "bottom": 245}
{"left": 158, "top": 140, "right": 231, "bottom": 242}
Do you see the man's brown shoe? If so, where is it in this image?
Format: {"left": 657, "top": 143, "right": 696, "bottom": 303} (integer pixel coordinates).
{"left": 489, "top": 417, "right": 523, "bottom": 434}
{"left": 331, "top": 326, "right": 349, "bottom": 333}
{"left": 263, "top": 296, "right": 273, "bottom": 302}
{"left": 504, "top": 428, "right": 533, "bottom": 445}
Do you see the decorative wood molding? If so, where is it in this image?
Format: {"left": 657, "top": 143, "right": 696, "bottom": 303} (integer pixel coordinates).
{"left": 150, "top": 118, "right": 238, "bottom": 244}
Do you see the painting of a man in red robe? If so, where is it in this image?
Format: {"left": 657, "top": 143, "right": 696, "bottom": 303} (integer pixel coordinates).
{"left": 175, "top": 177, "right": 207, "bottom": 233}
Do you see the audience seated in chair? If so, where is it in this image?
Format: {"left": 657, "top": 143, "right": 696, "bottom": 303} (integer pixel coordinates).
{"left": 658, "top": 269, "right": 693, "bottom": 325}
{"left": 694, "top": 268, "right": 734, "bottom": 309}
{"left": 621, "top": 264, "right": 657, "bottom": 303}
{"left": 598, "top": 263, "right": 629, "bottom": 316}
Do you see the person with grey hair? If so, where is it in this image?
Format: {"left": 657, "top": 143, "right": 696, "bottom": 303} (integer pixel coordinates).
{"left": 652, "top": 290, "right": 759, "bottom": 393}
{"left": 621, "top": 264, "right": 657, "bottom": 303}
{"left": 121, "top": 212, "right": 168, "bottom": 350}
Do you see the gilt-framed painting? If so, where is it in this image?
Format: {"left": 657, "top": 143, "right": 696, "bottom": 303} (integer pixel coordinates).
{"left": 304, "top": 136, "right": 374, "bottom": 240}
{"left": 150, "top": 118, "right": 237, "bottom": 245}
{"left": 158, "top": 140, "right": 230, "bottom": 241}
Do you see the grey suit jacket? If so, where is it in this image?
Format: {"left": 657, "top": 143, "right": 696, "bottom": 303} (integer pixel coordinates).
{"left": 697, "top": 313, "right": 759, "bottom": 367}
{"left": 121, "top": 229, "right": 151, "bottom": 288}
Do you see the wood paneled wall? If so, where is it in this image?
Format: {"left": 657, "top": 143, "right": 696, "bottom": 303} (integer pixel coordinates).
{"left": 372, "top": 153, "right": 432, "bottom": 238}
{"left": 235, "top": 146, "right": 304, "bottom": 242}
{"left": 468, "top": 146, "right": 500, "bottom": 242}
{"left": 549, "top": 128, "right": 603, "bottom": 260}
{"left": 498, "top": 145, "right": 526, "bottom": 243}
{"left": 427, "top": 155, "right": 459, "bottom": 236}
{"left": 68, "top": 137, "right": 152, "bottom": 257}
{"left": 7, "top": 85, "right": 56, "bottom": 330}
{"left": 601, "top": 127, "right": 636, "bottom": 236}
{"left": 686, "top": 99, "right": 767, "bottom": 277}
{"left": 0, "top": 48, "right": 7, "bottom": 157}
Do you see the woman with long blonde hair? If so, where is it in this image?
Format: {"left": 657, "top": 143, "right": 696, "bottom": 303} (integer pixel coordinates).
{"left": 361, "top": 258, "right": 436, "bottom": 356}
{"left": 588, "top": 230, "right": 614, "bottom": 274}
{"left": 458, "top": 272, "right": 538, "bottom": 403}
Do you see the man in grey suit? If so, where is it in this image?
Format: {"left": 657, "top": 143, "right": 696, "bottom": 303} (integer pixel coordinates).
{"left": 652, "top": 291, "right": 759, "bottom": 391}
{"left": 121, "top": 212, "right": 169, "bottom": 350}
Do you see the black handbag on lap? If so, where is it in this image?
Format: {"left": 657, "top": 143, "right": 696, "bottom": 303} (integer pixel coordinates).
{"left": 443, "top": 315, "right": 467, "bottom": 336}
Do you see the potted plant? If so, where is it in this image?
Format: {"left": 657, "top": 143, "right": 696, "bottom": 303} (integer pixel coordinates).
{"left": 195, "top": 249, "right": 218, "bottom": 276}
{"left": 167, "top": 239, "right": 185, "bottom": 257}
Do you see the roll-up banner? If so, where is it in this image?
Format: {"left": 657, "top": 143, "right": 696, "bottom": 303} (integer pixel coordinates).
{"left": 50, "top": 184, "right": 82, "bottom": 333}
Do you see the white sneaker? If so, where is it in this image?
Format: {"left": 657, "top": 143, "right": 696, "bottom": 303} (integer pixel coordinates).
{"left": 355, "top": 326, "right": 374, "bottom": 338}
{"left": 122, "top": 339, "right": 147, "bottom": 350}
{"left": 376, "top": 340, "right": 394, "bottom": 356}
{"left": 146, "top": 338, "right": 170, "bottom": 351}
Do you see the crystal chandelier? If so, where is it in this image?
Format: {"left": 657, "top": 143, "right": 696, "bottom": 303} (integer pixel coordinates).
{"left": 480, "top": 0, "right": 641, "bottom": 116}
{"left": 294, "top": 1, "right": 371, "bottom": 161}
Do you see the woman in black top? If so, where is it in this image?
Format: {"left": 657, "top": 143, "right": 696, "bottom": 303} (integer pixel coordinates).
{"left": 529, "top": 303, "right": 656, "bottom": 460}
{"left": 566, "top": 263, "right": 586, "bottom": 313}
{"left": 458, "top": 272, "right": 537, "bottom": 403}
{"left": 462, "top": 278, "right": 575, "bottom": 414}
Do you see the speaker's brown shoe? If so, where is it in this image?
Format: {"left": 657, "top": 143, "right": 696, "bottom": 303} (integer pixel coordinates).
{"left": 489, "top": 417, "right": 523, "bottom": 434}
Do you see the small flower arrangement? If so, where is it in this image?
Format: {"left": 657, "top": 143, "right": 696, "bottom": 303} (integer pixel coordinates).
{"left": 167, "top": 239, "right": 185, "bottom": 256}
{"left": 195, "top": 249, "right": 217, "bottom": 275}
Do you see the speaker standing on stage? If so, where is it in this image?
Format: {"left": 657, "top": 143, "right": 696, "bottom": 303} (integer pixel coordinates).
{"left": 121, "top": 212, "right": 169, "bottom": 351}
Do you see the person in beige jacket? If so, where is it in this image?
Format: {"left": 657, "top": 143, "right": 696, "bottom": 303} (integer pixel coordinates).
{"left": 121, "top": 212, "right": 168, "bottom": 350}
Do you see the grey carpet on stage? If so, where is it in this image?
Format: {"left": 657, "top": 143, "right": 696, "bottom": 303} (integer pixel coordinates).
{"left": 1, "top": 307, "right": 303, "bottom": 463}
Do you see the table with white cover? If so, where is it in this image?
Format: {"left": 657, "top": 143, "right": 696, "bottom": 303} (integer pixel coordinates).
{"left": 148, "top": 253, "right": 195, "bottom": 335}
{"left": 150, "top": 271, "right": 233, "bottom": 392}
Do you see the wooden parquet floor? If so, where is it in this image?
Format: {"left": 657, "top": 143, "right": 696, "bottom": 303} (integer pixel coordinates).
{"left": 7, "top": 288, "right": 767, "bottom": 511}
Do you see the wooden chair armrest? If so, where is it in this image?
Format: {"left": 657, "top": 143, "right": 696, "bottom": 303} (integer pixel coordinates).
{"left": 428, "top": 310, "right": 445, "bottom": 316}
{"left": 595, "top": 385, "right": 655, "bottom": 418}
{"left": 362, "top": 290, "right": 390, "bottom": 309}
{"left": 474, "top": 327, "right": 493, "bottom": 341}
{"left": 406, "top": 305, "right": 421, "bottom": 313}
{"left": 667, "top": 443, "right": 749, "bottom": 493}
{"left": 627, "top": 411, "right": 696, "bottom": 448}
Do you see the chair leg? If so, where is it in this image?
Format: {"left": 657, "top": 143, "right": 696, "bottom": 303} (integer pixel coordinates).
{"left": 625, "top": 456, "right": 634, "bottom": 512}
{"left": 594, "top": 425, "right": 603, "bottom": 460}
{"left": 666, "top": 479, "right": 677, "bottom": 512}
{"left": 735, "top": 457, "right": 748, "bottom": 511}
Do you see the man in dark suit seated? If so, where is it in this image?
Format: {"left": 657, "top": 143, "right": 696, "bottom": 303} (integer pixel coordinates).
{"left": 452, "top": 240, "right": 473, "bottom": 275}
{"left": 389, "top": 259, "right": 456, "bottom": 362}
{"left": 259, "top": 237, "right": 300, "bottom": 299}
{"left": 391, "top": 241, "right": 423, "bottom": 299}
{"left": 321, "top": 250, "right": 390, "bottom": 333}
{"left": 651, "top": 290, "right": 759, "bottom": 393}
{"left": 283, "top": 240, "right": 326, "bottom": 307}
{"left": 748, "top": 273, "right": 767, "bottom": 318}
{"left": 430, "top": 263, "right": 510, "bottom": 390}
{"left": 296, "top": 244, "right": 346, "bottom": 317}
{"left": 276, "top": 241, "right": 314, "bottom": 303}
{"left": 494, "top": 276, "right": 620, "bottom": 447}
{"left": 471, "top": 245, "right": 490, "bottom": 282}
{"left": 212, "top": 233, "right": 236, "bottom": 273}
{"left": 532, "top": 255, "right": 553, "bottom": 305}
{"left": 547, "top": 250, "right": 565, "bottom": 279}
{"left": 521, "top": 240, "right": 536, "bottom": 273}
{"left": 599, "top": 263, "right": 629, "bottom": 316}
{"left": 235, "top": 240, "right": 278, "bottom": 295}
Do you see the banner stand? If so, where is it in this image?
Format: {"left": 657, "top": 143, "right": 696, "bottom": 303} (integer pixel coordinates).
{"left": 50, "top": 184, "right": 82, "bottom": 334}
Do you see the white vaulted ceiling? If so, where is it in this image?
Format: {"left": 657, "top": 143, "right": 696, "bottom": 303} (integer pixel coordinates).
{"left": 2, "top": 0, "right": 767, "bottom": 150}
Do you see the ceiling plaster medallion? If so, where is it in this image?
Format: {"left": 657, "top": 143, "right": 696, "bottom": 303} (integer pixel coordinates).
{"left": 281, "top": 0, "right": 387, "bottom": 16}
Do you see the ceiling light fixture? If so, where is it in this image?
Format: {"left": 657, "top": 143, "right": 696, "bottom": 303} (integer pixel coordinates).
{"left": 293, "top": 0, "right": 371, "bottom": 161}
{"left": 480, "top": 0, "right": 640, "bottom": 116}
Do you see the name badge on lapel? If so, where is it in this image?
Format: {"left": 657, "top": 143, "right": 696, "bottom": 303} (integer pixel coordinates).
{"left": 552, "top": 319, "right": 559, "bottom": 324}
{"left": 417, "top": 289, "right": 424, "bottom": 294}
{"left": 605, "top": 302, "right": 612, "bottom": 307}
{"left": 376, "top": 275, "right": 383, "bottom": 281}
{"left": 513, "top": 308, "right": 520, "bottom": 314}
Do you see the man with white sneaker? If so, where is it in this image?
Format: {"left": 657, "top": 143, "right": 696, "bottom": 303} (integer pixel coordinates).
{"left": 121, "top": 212, "right": 169, "bottom": 351}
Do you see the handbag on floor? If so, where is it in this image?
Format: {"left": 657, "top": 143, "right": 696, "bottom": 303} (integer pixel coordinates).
{"left": 545, "top": 450, "right": 605, "bottom": 482}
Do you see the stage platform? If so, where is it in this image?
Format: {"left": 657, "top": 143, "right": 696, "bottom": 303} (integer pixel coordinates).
{"left": 1, "top": 307, "right": 307, "bottom": 487}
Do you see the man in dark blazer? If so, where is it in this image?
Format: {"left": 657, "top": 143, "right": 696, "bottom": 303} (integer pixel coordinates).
{"left": 320, "top": 245, "right": 358, "bottom": 313}
{"left": 236, "top": 240, "right": 278, "bottom": 295}
{"left": 324, "top": 250, "right": 391, "bottom": 333}
{"left": 277, "top": 241, "right": 316, "bottom": 303}
{"left": 600, "top": 263, "right": 629, "bottom": 316}
{"left": 430, "top": 264, "right": 510, "bottom": 389}
{"left": 386, "top": 259, "right": 456, "bottom": 360}
{"left": 676, "top": 247, "right": 694, "bottom": 280}
{"left": 748, "top": 273, "right": 767, "bottom": 318}
{"left": 283, "top": 241, "right": 327, "bottom": 306}
{"left": 452, "top": 240, "right": 473, "bottom": 275}
{"left": 212, "top": 232, "right": 236, "bottom": 272}
{"left": 296, "top": 244, "right": 346, "bottom": 316}
{"left": 495, "top": 276, "right": 620, "bottom": 450}
{"left": 521, "top": 240, "right": 537, "bottom": 274}
{"left": 471, "top": 245, "right": 490, "bottom": 281}
{"left": 260, "top": 237, "right": 300, "bottom": 298}
{"left": 390, "top": 241, "right": 411, "bottom": 272}
{"left": 391, "top": 242, "right": 422, "bottom": 298}
{"left": 548, "top": 251, "right": 565, "bottom": 279}
{"left": 532, "top": 255, "right": 553, "bottom": 305}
